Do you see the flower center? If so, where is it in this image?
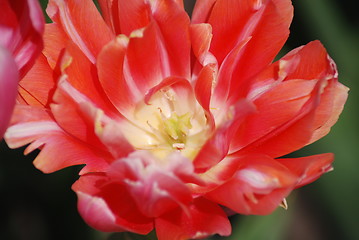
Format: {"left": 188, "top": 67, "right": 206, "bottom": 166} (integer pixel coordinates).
{"left": 122, "top": 88, "right": 209, "bottom": 160}
{"left": 161, "top": 111, "right": 192, "bottom": 149}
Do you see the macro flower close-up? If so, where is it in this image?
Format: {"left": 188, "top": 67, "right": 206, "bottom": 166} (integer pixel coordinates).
{"left": 2, "top": 0, "right": 350, "bottom": 239}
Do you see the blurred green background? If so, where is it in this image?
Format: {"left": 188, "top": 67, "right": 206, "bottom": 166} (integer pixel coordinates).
{"left": 0, "top": 0, "right": 358, "bottom": 239}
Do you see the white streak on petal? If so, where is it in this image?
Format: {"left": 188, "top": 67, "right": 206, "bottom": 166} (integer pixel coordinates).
{"left": 5, "top": 121, "right": 61, "bottom": 139}
{"left": 54, "top": 0, "right": 95, "bottom": 63}
{"left": 237, "top": 168, "right": 279, "bottom": 189}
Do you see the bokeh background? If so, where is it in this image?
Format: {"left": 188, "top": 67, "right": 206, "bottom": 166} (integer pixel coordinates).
{"left": 1, "top": 0, "right": 358, "bottom": 239}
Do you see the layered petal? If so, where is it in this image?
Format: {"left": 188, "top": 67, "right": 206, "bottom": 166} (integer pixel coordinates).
{"left": 17, "top": 53, "right": 55, "bottom": 107}
{"left": 47, "top": 0, "right": 114, "bottom": 63}
{"left": 156, "top": 197, "right": 231, "bottom": 240}
{"left": 230, "top": 41, "right": 347, "bottom": 158}
{"left": 279, "top": 153, "right": 334, "bottom": 188}
{"left": 72, "top": 173, "right": 154, "bottom": 234}
{"left": 108, "top": 151, "right": 197, "bottom": 218}
{"left": 3, "top": 1, "right": 348, "bottom": 239}
{"left": 206, "top": 154, "right": 297, "bottom": 215}
{"left": 193, "top": 0, "right": 293, "bottom": 103}
{"left": 5, "top": 105, "right": 110, "bottom": 173}
{"left": 0, "top": 0, "right": 44, "bottom": 77}
{"left": 194, "top": 99, "right": 256, "bottom": 170}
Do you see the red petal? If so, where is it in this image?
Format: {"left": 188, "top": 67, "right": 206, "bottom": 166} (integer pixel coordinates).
{"left": 194, "top": 99, "right": 255, "bottom": 170}
{"left": 191, "top": 0, "right": 217, "bottom": 23}
{"left": 231, "top": 41, "right": 347, "bottom": 158}
{"left": 230, "top": 79, "right": 317, "bottom": 154}
{"left": 18, "top": 53, "right": 55, "bottom": 107}
{"left": 124, "top": 23, "right": 168, "bottom": 97}
{"left": 193, "top": 0, "right": 292, "bottom": 67}
{"left": 58, "top": 43, "right": 117, "bottom": 117}
{"left": 5, "top": 105, "right": 110, "bottom": 173}
{"left": 190, "top": 23, "right": 217, "bottom": 67}
{"left": 72, "top": 173, "right": 154, "bottom": 234}
{"left": 214, "top": 37, "right": 251, "bottom": 103}
{"left": 156, "top": 197, "right": 231, "bottom": 240}
{"left": 206, "top": 154, "right": 297, "bottom": 215}
{"left": 150, "top": 0, "right": 191, "bottom": 78}
{"left": 97, "top": 0, "right": 120, "bottom": 34}
{"left": 47, "top": 0, "right": 114, "bottom": 63}
{"left": 309, "top": 81, "right": 348, "bottom": 143}
{"left": 50, "top": 78, "right": 107, "bottom": 151}
{"left": 108, "top": 151, "right": 197, "bottom": 218}
{"left": 97, "top": 37, "right": 135, "bottom": 117}
{"left": 42, "top": 23, "right": 67, "bottom": 69}
{"left": 194, "top": 63, "right": 217, "bottom": 129}
{"left": 116, "top": 0, "right": 152, "bottom": 35}
{"left": 278, "top": 153, "right": 334, "bottom": 188}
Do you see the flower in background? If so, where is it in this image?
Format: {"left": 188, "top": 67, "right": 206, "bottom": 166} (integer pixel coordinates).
{"left": 4, "top": 0, "right": 348, "bottom": 239}
{"left": 0, "top": 0, "right": 44, "bottom": 138}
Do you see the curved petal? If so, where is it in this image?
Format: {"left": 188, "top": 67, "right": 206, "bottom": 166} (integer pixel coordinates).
{"left": 108, "top": 151, "right": 194, "bottom": 218}
{"left": 42, "top": 23, "right": 67, "bottom": 69}
{"left": 309, "top": 81, "right": 348, "bottom": 143}
{"left": 47, "top": 0, "right": 114, "bottom": 63}
{"left": 231, "top": 41, "right": 347, "bottom": 158}
{"left": 206, "top": 154, "right": 297, "bottom": 215}
{"left": 5, "top": 105, "right": 110, "bottom": 174}
{"left": 278, "top": 153, "right": 334, "bottom": 188}
{"left": 0, "top": 0, "right": 44, "bottom": 77}
{"left": 155, "top": 197, "right": 231, "bottom": 240}
{"left": 57, "top": 43, "right": 118, "bottom": 117}
{"left": 18, "top": 53, "right": 55, "bottom": 107}
{"left": 193, "top": 0, "right": 292, "bottom": 67}
{"left": 230, "top": 79, "right": 318, "bottom": 154}
{"left": 194, "top": 99, "right": 256, "bottom": 170}
{"left": 0, "top": 47, "right": 18, "bottom": 138}
{"left": 97, "top": 36, "right": 135, "bottom": 117}
{"left": 50, "top": 76, "right": 108, "bottom": 151}
{"left": 72, "top": 173, "right": 154, "bottom": 234}
{"left": 97, "top": 0, "right": 121, "bottom": 34}
{"left": 149, "top": 0, "right": 191, "bottom": 79}
{"left": 190, "top": 23, "right": 217, "bottom": 72}
{"left": 191, "top": 0, "right": 217, "bottom": 23}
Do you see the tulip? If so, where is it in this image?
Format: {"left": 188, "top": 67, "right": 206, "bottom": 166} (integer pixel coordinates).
{"left": 4, "top": 0, "right": 348, "bottom": 239}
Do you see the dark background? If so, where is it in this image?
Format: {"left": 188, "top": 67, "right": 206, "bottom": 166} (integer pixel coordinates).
{"left": 1, "top": 0, "right": 358, "bottom": 239}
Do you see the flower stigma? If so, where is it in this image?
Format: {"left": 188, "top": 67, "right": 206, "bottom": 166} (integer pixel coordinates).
{"left": 121, "top": 87, "right": 210, "bottom": 160}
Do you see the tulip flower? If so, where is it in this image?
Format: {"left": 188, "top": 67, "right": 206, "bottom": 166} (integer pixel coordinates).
{"left": 0, "top": 0, "right": 44, "bottom": 138}
{"left": 4, "top": 0, "right": 348, "bottom": 239}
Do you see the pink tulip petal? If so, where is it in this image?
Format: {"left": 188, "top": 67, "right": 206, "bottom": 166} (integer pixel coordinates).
{"left": 0, "top": 47, "right": 18, "bottom": 138}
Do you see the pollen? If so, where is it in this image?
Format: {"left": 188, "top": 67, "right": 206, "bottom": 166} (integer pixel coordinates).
{"left": 120, "top": 87, "right": 210, "bottom": 160}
